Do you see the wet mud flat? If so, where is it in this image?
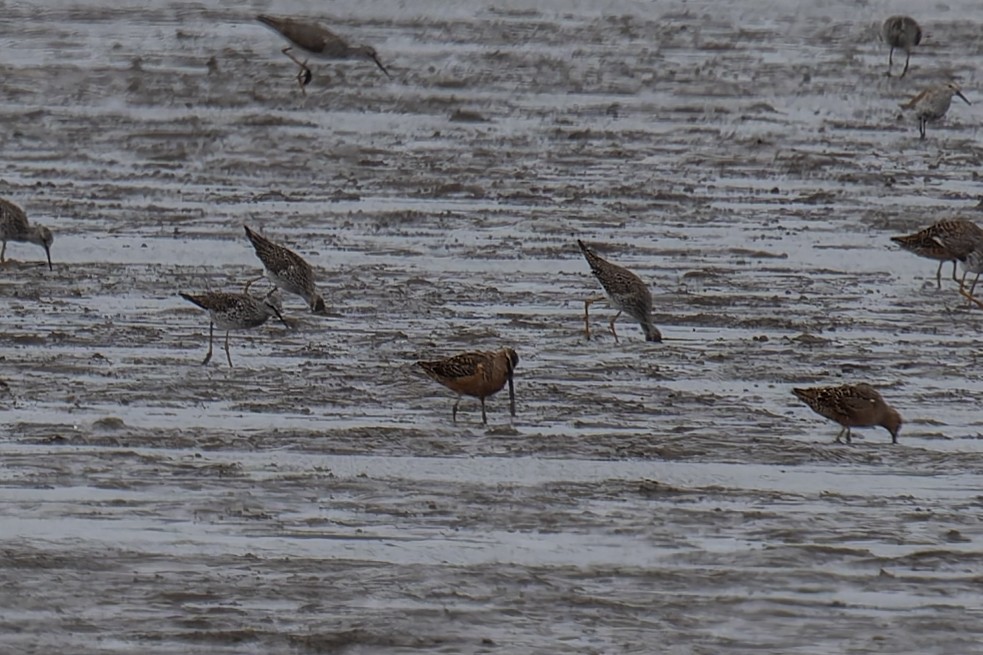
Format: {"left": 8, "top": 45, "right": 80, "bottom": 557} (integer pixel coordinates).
{"left": 3, "top": 0, "right": 983, "bottom": 652}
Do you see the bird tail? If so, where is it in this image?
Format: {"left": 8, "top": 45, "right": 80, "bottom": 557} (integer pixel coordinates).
{"left": 179, "top": 292, "right": 209, "bottom": 310}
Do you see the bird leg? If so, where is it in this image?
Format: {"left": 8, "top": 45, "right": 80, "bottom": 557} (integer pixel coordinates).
{"left": 201, "top": 321, "right": 214, "bottom": 365}
{"left": 608, "top": 310, "right": 623, "bottom": 344}
{"left": 583, "top": 294, "right": 606, "bottom": 340}
{"left": 224, "top": 330, "right": 233, "bottom": 367}
{"left": 452, "top": 396, "right": 461, "bottom": 423}
{"left": 901, "top": 51, "right": 911, "bottom": 77}
{"left": 919, "top": 117, "right": 927, "bottom": 139}
{"left": 480, "top": 397, "right": 488, "bottom": 425}
{"left": 281, "top": 47, "right": 312, "bottom": 93}
{"left": 0, "top": 240, "right": 6, "bottom": 263}
{"left": 950, "top": 260, "right": 960, "bottom": 285}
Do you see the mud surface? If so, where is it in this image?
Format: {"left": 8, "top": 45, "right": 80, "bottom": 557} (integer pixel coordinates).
{"left": 3, "top": 0, "right": 983, "bottom": 652}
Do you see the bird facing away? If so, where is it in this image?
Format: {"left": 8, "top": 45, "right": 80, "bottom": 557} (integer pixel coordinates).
{"left": 417, "top": 348, "right": 518, "bottom": 425}
{"left": 179, "top": 290, "right": 289, "bottom": 367}
{"left": 792, "top": 383, "right": 902, "bottom": 444}
{"left": 891, "top": 219, "right": 983, "bottom": 289}
{"left": 256, "top": 14, "right": 390, "bottom": 92}
{"left": 577, "top": 239, "right": 662, "bottom": 343}
{"left": 882, "top": 16, "right": 921, "bottom": 77}
{"left": 244, "top": 225, "right": 326, "bottom": 314}
{"left": 0, "top": 197, "right": 53, "bottom": 270}
{"left": 900, "top": 82, "right": 971, "bottom": 139}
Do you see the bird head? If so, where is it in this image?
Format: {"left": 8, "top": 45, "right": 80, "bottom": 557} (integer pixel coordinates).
{"left": 355, "top": 45, "right": 391, "bottom": 79}
{"left": 946, "top": 82, "right": 971, "bottom": 105}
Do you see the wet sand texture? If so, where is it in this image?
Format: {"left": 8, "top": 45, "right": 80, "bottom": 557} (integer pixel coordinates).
{"left": 3, "top": 0, "right": 983, "bottom": 652}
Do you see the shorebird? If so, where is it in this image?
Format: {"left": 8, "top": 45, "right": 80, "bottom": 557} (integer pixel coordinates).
{"left": 891, "top": 219, "right": 983, "bottom": 289}
{"left": 179, "top": 290, "right": 289, "bottom": 367}
{"left": 0, "top": 197, "right": 53, "bottom": 270}
{"left": 900, "top": 82, "right": 971, "bottom": 139}
{"left": 256, "top": 14, "right": 390, "bottom": 93}
{"left": 244, "top": 225, "right": 326, "bottom": 314}
{"left": 417, "top": 348, "right": 518, "bottom": 425}
{"left": 792, "top": 383, "right": 902, "bottom": 444}
{"left": 577, "top": 239, "right": 661, "bottom": 343}
{"left": 882, "top": 16, "right": 921, "bottom": 77}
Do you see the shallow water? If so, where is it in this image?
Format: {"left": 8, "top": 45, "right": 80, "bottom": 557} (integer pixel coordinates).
{"left": 3, "top": 0, "right": 983, "bottom": 652}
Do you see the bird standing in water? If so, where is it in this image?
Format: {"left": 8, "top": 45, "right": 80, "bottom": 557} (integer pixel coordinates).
{"left": 256, "top": 14, "right": 391, "bottom": 93}
{"left": 882, "top": 16, "right": 921, "bottom": 78}
{"left": 0, "top": 197, "right": 53, "bottom": 270}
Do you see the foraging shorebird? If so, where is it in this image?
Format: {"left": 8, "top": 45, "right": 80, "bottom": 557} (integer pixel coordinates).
{"left": 792, "top": 383, "right": 902, "bottom": 444}
{"left": 890, "top": 219, "right": 983, "bottom": 289}
{"left": 179, "top": 290, "right": 288, "bottom": 367}
{"left": 256, "top": 14, "right": 390, "bottom": 93}
{"left": 882, "top": 16, "right": 921, "bottom": 77}
{"left": 244, "top": 225, "right": 326, "bottom": 314}
{"left": 900, "top": 82, "right": 971, "bottom": 139}
{"left": 417, "top": 348, "right": 518, "bottom": 425}
{"left": 577, "top": 239, "right": 661, "bottom": 343}
{"left": 0, "top": 197, "right": 53, "bottom": 270}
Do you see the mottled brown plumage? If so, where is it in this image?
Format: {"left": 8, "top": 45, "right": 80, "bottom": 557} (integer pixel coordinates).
{"left": 577, "top": 239, "right": 661, "bottom": 343}
{"left": 244, "top": 225, "right": 326, "bottom": 314}
{"left": 792, "top": 383, "right": 902, "bottom": 444}
{"left": 891, "top": 219, "right": 983, "bottom": 289}
{"left": 882, "top": 16, "right": 921, "bottom": 77}
{"left": 417, "top": 348, "right": 518, "bottom": 424}
{"left": 0, "top": 197, "right": 53, "bottom": 270}
{"left": 256, "top": 14, "right": 390, "bottom": 92}
{"left": 179, "top": 290, "right": 288, "bottom": 367}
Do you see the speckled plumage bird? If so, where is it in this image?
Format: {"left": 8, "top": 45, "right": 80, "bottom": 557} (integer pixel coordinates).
{"left": 0, "top": 197, "right": 53, "bottom": 270}
{"left": 792, "top": 383, "right": 902, "bottom": 444}
{"left": 900, "top": 82, "right": 971, "bottom": 139}
{"left": 417, "top": 348, "right": 518, "bottom": 425}
{"left": 891, "top": 219, "right": 983, "bottom": 289}
{"left": 244, "top": 225, "right": 326, "bottom": 314}
{"left": 256, "top": 14, "right": 390, "bottom": 92}
{"left": 577, "top": 239, "right": 661, "bottom": 343}
{"left": 179, "top": 290, "right": 289, "bottom": 367}
{"left": 882, "top": 16, "right": 921, "bottom": 77}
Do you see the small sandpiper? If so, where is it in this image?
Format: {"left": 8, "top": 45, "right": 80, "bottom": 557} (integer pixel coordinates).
{"left": 891, "top": 219, "right": 983, "bottom": 289}
{"left": 792, "top": 383, "right": 902, "bottom": 444}
{"left": 577, "top": 239, "right": 661, "bottom": 343}
{"left": 882, "top": 16, "right": 921, "bottom": 78}
{"left": 417, "top": 348, "right": 518, "bottom": 425}
{"left": 179, "top": 290, "right": 289, "bottom": 367}
{"left": 0, "top": 197, "right": 53, "bottom": 270}
{"left": 900, "top": 82, "right": 971, "bottom": 139}
{"left": 256, "top": 14, "right": 390, "bottom": 93}
{"left": 244, "top": 225, "right": 326, "bottom": 314}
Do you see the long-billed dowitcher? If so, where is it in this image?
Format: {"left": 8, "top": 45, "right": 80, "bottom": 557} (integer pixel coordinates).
{"left": 417, "top": 348, "right": 518, "bottom": 425}
{"left": 244, "top": 225, "right": 326, "bottom": 314}
{"left": 179, "top": 290, "right": 288, "bottom": 367}
{"left": 577, "top": 240, "right": 661, "bottom": 343}
{"left": 792, "top": 383, "right": 902, "bottom": 444}
{"left": 891, "top": 219, "right": 983, "bottom": 289}
{"left": 0, "top": 197, "right": 53, "bottom": 270}
{"left": 256, "top": 15, "right": 390, "bottom": 92}
{"left": 900, "top": 82, "right": 971, "bottom": 139}
{"left": 882, "top": 16, "right": 921, "bottom": 77}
